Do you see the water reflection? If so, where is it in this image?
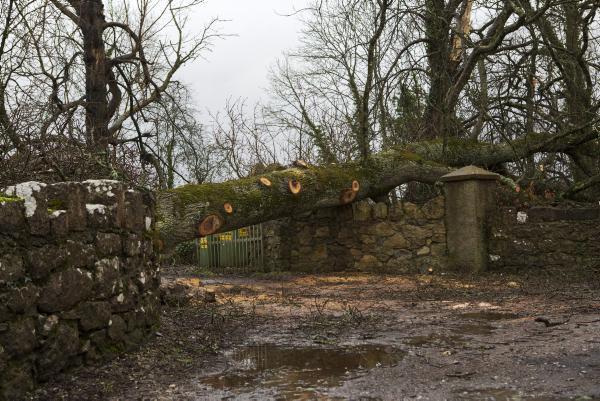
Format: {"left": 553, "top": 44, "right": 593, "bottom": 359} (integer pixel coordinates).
{"left": 201, "top": 344, "right": 404, "bottom": 399}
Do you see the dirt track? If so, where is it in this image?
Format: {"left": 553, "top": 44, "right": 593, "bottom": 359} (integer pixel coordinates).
{"left": 30, "top": 267, "right": 600, "bottom": 401}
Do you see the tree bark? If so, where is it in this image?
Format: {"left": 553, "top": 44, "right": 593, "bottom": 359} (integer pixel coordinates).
{"left": 77, "top": 0, "right": 111, "bottom": 155}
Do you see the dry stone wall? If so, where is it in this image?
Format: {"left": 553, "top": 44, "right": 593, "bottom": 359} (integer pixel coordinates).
{"left": 489, "top": 204, "right": 600, "bottom": 271}
{"left": 0, "top": 180, "right": 160, "bottom": 400}
{"left": 264, "top": 196, "right": 447, "bottom": 273}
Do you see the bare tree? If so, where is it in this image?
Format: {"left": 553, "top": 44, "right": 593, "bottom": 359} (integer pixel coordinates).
{"left": 0, "top": 0, "right": 224, "bottom": 185}
{"left": 269, "top": 0, "right": 424, "bottom": 163}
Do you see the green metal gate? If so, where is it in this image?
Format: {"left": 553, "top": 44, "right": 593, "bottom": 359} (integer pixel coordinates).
{"left": 196, "top": 224, "right": 264, "bottom": 272}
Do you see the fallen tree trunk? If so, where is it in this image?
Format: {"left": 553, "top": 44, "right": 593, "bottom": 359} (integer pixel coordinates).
{"left": 157, "top": 151, "right": 450, "bottom": 248}
{"left": 157, "top": 130, "right": 598, "bottom": 248}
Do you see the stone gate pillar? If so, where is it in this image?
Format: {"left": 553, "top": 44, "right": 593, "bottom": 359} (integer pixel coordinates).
{"left": 440, "top": 166, "right": 499, "bottom": 272}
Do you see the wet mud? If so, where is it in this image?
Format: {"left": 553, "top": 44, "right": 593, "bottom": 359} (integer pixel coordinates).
{"left": 30, "top": 268, "right": 600, "bottom": 401}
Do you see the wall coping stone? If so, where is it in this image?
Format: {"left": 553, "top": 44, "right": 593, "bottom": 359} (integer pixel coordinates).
{"left": 440, "top": 165, "right": 500, "bottom": 182}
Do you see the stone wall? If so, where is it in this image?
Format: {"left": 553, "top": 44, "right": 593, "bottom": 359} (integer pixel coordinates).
{"left": 0, "top": 180, "right": 160, "bottom": 400}
{"left": 489, "top": 204, "right": 600, "bottom": 271}
{"left": 264, "top": 196, "right": 447, "bottom": 273}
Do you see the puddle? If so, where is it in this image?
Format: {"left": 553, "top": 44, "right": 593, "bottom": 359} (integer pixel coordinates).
{"left": 404, "top": 312, "right": 518, "bottom": 347}
{"left": 201, "top": 344, "right": 403, "bottom": 398}
{"left": 460, "top": 312, "right": 519, "bottom": 321}
{"left": 454, "top": 323, "right": 494, "bottom": 336}
{"left": 404, "top": 333, "right": 465, "bottom": 347}
{"left": 450, "top": 311, "right": 519, "bottom": 337}
{"left": 455, "top": 388, "right": 600, "bottom": 401}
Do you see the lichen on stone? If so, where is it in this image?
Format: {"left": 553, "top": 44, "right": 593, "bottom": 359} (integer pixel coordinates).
{"left": 0, "top": 194, "right": 22, "bottom": 204}
{"left": 86, "top": 204, "right": 107, "bottom": 215}
{"left": 2, "top": 181, "right": 46, "bottom": 217}
{"left": 47, "top": 199, "right": 66, "bottom": 210}
{"left": 49, "top": 209, "right": 67, "bottom": 218}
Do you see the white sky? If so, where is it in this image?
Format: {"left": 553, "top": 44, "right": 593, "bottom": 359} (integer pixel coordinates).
{"left": 176, "top": 0, "right": 309, "bottom": 118}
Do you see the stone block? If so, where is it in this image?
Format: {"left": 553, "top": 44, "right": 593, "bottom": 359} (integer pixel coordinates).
{"left": 401, "top": 225, "right": 431, "bottom": 248}
{"left": 108, "top": 315, "right": 127, "bottom": 342}
{"left": 385, "top": 252, "right": 413, "bottom": 272}
{"left": 124, "top": 190, "right": 145, "bottom": 230}
{"left": 0, "top": 180, "right": 161, "bottom": 401}
{"left": 0, "top": 317, "right": 37, "bottom": 355}
{"left": 0, "top": 198, "right": 26, "bottom": 233}
{"left": 382, "top": 233, "right": 409, "bottom": 250}
{"left": 27, "top": 245, "right": 67, "bottom": 279}
{"left": 79, "top": 302, "right": 112, "bottom": 331}
{"left": 310, "top": 244, "right": 328, "bottom": 262}
{"left": 0, "top": 303, "right": 11, "bottom": 323}
{"left": 0, "top": 254, "right": 24, "bottom": 284}
{"left": 86, "top": 203, "right": 113, "bottom": 228}
{"left": 360, "top": 234, "right": 376, "bottom": 245}
{"left": 65, "top": 240, "right": 96, "bottom": 269}
{"left": 416, "top": 246, "right": 431, "bottom": 256}
{"left": 373, "top": 202, "right": 389, "bottom": 219}
{"left": 368, "top": 222, "right": 395, "bottom": 237}
{"left": 38, "top": 268, "right": 94, "bottom": 313}
{"left": 123, "top": 310, "right": 146, "bottom": 332}
{"left": 0, "top": 361, "right": 34, "bottom": 401}
{"left": 38, "top": 315, "right": 60, "bottom": 336}
{"left": 47, "top": 182, "right": 87, "bottom": 231}
{"left": 36, "top": 322, "right": 79, "bottom": 381}
{"left": 96, "top": 233, "right": 122, "bottom": 257}
{"left": 2, "top": 182, "right": 49, "bottom": 236}
{"left": 353, "top": 201, "right": 372, "bottom": 221}
{"left": 314, "top": 226, "right": 330, "bottom": 238}
{"left": 355, "top": 254, "right": 379, "bottom": 270}
{"left": 94, "top": 257, "right": 121, "bottom": 298}
{"left": 111, "top": 282, "right": 139, "bottom": 313}
{"left": 3, "top": 284, "right": 39, "bottom": 314}
{"left": 84, "top": 180, "right": 123, "bottom": 204}
{"left": 124, "top": 234, "right": 142, "bottom": 256}
{"left": 421, "top": 196, "right": 445, "bottom": 220}
{"left": 389, "top": 202, "right": 404, "bottom": 221}
{"left": 349, "top": 248, "right": 362, "bottom": 259}
{"left": 49, "top": 210, "right": 69, "bottom": 236}
{"left": 88, "top": 329, "right": 108, "bottom": 347}
{"left": 296, "top": 226, "right": 312, "bottom": 246}
{"left": 402, "top": 202, "right": 423, "bottom": 220}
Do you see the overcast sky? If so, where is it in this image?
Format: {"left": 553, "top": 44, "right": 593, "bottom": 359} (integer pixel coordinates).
{"left": 176, "top": 0, "right": 309, "bottom": 119}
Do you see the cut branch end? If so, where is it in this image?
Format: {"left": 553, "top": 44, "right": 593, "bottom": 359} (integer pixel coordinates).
{"left": 288, "top": 179, "right": 302, "bottom": 195}
{"left": 199, "top": 214, "right": 223, "bottom": 237}
{"left": 293, "top": 159, "right": 309, "bottom": 169}
{"left": 259, "top": 177, "right": 272, "bottom": 187}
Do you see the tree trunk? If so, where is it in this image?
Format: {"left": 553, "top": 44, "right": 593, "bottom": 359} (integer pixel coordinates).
{"left": 423, "top": 0, "right": 455, "bottom": 140}
{"left": 156, "top": 153, "right": 449, "bottom": 248}
{"left": 78, "top": 0, "right": 111, "bottom": 161}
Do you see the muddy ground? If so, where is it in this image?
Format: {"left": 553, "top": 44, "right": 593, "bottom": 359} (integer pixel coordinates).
{"left": 29, "top": 266, "right": 600, "bottom": 401}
